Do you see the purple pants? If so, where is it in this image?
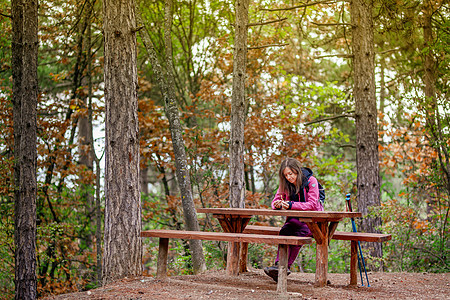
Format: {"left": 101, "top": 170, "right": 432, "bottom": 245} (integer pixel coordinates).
{"left": 275, "top": 217, "right": 312, "bottom": 268}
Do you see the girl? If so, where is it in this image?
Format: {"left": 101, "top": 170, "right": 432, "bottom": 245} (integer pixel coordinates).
{"left": 264, "top": 157, "right": 324, "bottom": 281}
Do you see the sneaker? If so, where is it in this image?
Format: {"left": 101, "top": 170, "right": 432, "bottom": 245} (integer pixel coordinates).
{"left": 264, "top": 265, "right": 279, "bottom": 282}
{"left": 264, "top": 263, "right": 291, "bottom": 282}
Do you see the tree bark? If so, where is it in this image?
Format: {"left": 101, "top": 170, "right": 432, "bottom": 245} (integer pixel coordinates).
{"left": 78, "top": 0, "right": 95, "bottom": 248}
{"left": 136, "top": 1, "right": 206, "bottom": 274}
{"left": 12, "top": 0, "right": 38, "bottom": 298}
{"left": 423, "top": 0, "right": 437, "bottom": 214}
{"left": 229, "top": 0, "right": 249, "bottom": 209}
{"left": 422, "top": 0, "right": 436, "bottom": 117}
{"left": 102, "top": 0, "right": 142, "bottom": 285}
{"left": 85, "top": 3, "right": 103, "bottom": 284}
{"left": 422, "top": 0, "right": 450, "bottom": 201}
{"left": 140, "top": 164, "right": 149, "bottom": 195}
{"left": 351, "top": 0, "right": 383, "bottom": 262}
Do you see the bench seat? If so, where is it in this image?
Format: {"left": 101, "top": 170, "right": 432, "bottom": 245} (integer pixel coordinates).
{"left": 242, "top": 225, "right": 392, "bottom": 286}
{"left": 141, "top": 229, "right": 312, "bottom": 294}
{"left": 141, "top": 229, "right": 313, "bottom": 245}
{"left": 243, "top": 225, "right": 392, "bottom": 242}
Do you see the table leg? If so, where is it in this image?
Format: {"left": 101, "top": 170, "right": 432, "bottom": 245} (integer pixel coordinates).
{"left": 328, "top": 221, "right": 339, "bottom": 245}
{"left": 307, "top": 221, "right": 330, "bottom": 287}
{"left": 277, "top": 244, "right": 288, "bottom": 295}
{"left": 157, "top": 237, "right": 169, "bottom": 279}
{"left": 227, "top": 241, "right": 240, "bottom": 275}
{"left": 215, "top": 215, "right": 251, "bottom": 276}
{"left": 316, "top": 222, "right": 329, "bottom": 287}
{"left": 350, "top": 241, "right": 358, "bottom": 286}
{"left": 215, "top": 214, "right": 251, "bottom": 233}
{"left": 239, "top": 242, "right": 248, "bottom": 273}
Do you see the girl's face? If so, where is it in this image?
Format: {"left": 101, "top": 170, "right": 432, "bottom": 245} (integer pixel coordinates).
{"left": 283, "top": 167, "right": 297, "bottom": 184}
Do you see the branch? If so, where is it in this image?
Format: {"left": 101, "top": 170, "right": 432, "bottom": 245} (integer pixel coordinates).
{"left": 248, "top": 17, "right": 288, "bottom": 27}
{"left": 311, "top": 22, "right": 351, "bottom": 26}
{"left": 304, "top": 111, "right": 355, "bottom": 125}
{"left": 378, "top": 47, "right": 401, "bottom": 55}
{"left": 385, "top": 68, "right": 424, "bottom": 88}
{"left": 313, "top": 53, "right": 353, "bottom": 59}
{"left": 132, "top": 25, "right": 144, "bottom": 33}
{"left": 260, "top": 0, "right": 340, "bottom": 12}
{"left": 339, "top": 144, "right": 356, "bottom": 148}
{"left": 248, "top": 43, "right": 289, "bottom": 50}
{"left": 412, "top": 246, "right": 449, "bottom": 266}
{"left": 0, "top": 12, "right": 11, "bottom": 18}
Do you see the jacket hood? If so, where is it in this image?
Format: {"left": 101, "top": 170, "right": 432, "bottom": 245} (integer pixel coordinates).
{"left": 301, "top": 167, "right": 314, "bottom": 188}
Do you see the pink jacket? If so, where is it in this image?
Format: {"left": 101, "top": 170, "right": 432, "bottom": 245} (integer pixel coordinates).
{"left": 271, "top": 176, "right": 324, "bottom": 211}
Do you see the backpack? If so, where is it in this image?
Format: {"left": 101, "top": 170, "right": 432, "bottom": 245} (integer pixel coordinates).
{"left": 304, "top": 179, "right": 326, "bottom": 207}
{"left": 317, "top": 181, "right": 326, "bottom": 206}
{"left": 299, "top": 167, "right": 325, "bottom": 207}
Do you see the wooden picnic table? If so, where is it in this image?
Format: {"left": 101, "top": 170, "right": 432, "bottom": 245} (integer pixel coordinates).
{"left": 196, "top": 207, "right": 362, "bottom": 287}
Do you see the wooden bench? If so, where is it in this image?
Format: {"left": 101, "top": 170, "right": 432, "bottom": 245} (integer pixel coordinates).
{"left": 141, "top": 229, "right": 312, "bottom": 294}
{"left": 242, "top": 225, "right": 392, "bottom": 286}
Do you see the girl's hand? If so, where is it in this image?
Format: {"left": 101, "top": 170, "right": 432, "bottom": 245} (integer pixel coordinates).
{"left": 281, "top": 201, "right": 289, "bottom": 210}
{"left": 273, "top": 199, "right": 282, "bottom": 209}
{"left": 274, "top": 200, "right": 289, "bottom": 209}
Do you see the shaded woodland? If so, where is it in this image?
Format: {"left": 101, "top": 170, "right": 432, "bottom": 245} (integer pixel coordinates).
{"left": 0, "top": 0, "right": 448, "bottom": 298}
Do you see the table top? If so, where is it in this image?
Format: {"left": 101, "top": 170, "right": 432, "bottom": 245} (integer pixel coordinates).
{"left": 196, "top": 207, "right": 361, "bottom": 222}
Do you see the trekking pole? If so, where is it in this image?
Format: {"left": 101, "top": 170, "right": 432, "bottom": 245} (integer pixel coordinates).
{"left": 346, "top": 193, "right": 370, "bottom": 287}
{"left": 346, "top": 193, "right": 364, "bottom": 286}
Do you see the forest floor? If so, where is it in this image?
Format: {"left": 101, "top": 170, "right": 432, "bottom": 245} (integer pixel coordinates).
{"left": 42, "top": 268, "right": 449, "bottom": 300}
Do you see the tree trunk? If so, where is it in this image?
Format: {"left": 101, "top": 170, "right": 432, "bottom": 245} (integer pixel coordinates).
{"left": 140, "top": 163, "right": 149, "bottom": 195}
{"left": 423, "top": 0, "right": 437, "bottom": 213}
{"left": 229, "top": 0, "right": 249, "bottom": 209}
{"left": 378, "top": 41, "right": 386, "bottom": 115}
{"left": 85, "top": 5, "right": 103, "bottom": 284}
{"left": 79, "top": 64, "right": 95, "bottom": 249}
{"left": 77, "top": 0, "right": 94, "bottom": 180}
{"left": 422, "top": 0, "right": 450, "bottom": 201}
{"left": 422, "top": 0, "right": 436, "bottom": 123}
{"left": 12, "top": 0, "right": 38, "bottom": 298}
{"left": 102, "top": 0, "right": 142, "bottom": 285}
{"left": 351, "top": 0, "right": 383, "bottom": 262}
{"left": 136, "top": 2, "right": 206, "bottom": 274}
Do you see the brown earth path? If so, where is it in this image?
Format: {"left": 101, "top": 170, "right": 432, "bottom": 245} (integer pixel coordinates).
{"left": 42, "top": 269, "right": 449, "bottom": 300}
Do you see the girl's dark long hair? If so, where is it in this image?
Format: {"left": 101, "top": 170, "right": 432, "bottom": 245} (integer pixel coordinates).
{"left": 278, "top": 157, "right": 304, "bottom": 196}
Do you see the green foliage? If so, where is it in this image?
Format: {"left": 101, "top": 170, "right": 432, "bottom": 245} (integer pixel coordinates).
{"left": 0, "top": 197, "right": 14, "bottom": 300}
{"left": 203, "top": 241, "right": 227, "bottom": 270}
{"left": 0, "top": 0, "right": 11, "bottom": 85}
{"left": 291, "top": 244, "right": 316, "bottom": 273}
{"left": 141, "top": 236, "right": 160, "bottom": 276}
{"left": 377, "top": 197, "right": 449, "bottom": 273}
{"left": 169, "top": 240, "right": 194, "bottom": 275}
{"left": 248, "top": 243, "right": 275, "bottom": 269}
{"left": 293, "top": 241, "right": 355, "bottom": 274}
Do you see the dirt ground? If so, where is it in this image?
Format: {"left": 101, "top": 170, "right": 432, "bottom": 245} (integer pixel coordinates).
{"left": 42, "top": 269, "right": 449, "bottom": 300}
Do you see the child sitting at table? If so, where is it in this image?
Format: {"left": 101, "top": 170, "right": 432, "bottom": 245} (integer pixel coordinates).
{"left": 264, "top": 157, "right": 324, "bottom": 281}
